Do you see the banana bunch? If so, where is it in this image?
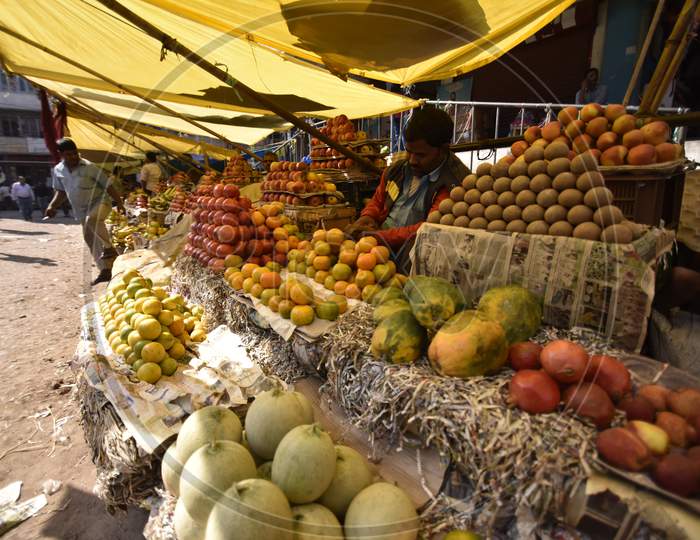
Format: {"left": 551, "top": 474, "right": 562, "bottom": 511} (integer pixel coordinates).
{"left": 149, "top": 187, "right": 178, "bottom": 211}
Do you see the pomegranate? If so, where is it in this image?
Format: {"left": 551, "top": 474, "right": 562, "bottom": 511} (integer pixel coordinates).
{"left": 584, "top": 355, "right": 631, "bottom": 402}
{"left": 563, "top": 382, "right": 615, "bottom": 429}
{"left": 508, "top": 370, "right": 561, "bottom": 414}
{"left": 508, "top": 342, "right": 542, "bottom": 371}
{"left": 540, "top": 340, "right": 589, "bottom": 383}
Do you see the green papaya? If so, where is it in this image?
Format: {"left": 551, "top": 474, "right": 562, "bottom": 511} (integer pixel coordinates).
{"left": 476, "top": 285, "right": 542, "bottom": 344}
{"left": 372, "top": 299, "right": 411, "bottom": 324}
{"left": 403, "top": 276, "right": 465, "bottom": 330}
{"left": 370, "top": 311, "right": 426, "bottom": 364}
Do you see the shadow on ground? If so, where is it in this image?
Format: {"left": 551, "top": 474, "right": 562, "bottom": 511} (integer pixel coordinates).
{"left": 39, "top": 484, "right": 148, "bottom": 540}
{"left": 0, "top": 252, "right": 58, "bottom": 266}
{"left": 0, "top": 228, "right": 50, "bottom": 236}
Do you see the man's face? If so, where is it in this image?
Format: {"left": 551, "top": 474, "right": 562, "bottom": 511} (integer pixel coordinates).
{"left": 586, "top": 70, "right": 598, "bottom": 85}
{"left": 263, "top": 156, "right": 275, "bottom": 171}
{"left": 61, "top": 149, "right": 81, "bottom": 168}
{"left": 405, "top": 139, "right": 444, "bottom": 177}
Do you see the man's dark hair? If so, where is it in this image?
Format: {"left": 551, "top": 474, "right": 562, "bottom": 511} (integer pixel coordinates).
{"left": 404, "top": 106, "right": 454, "bottom": 147}
{"left": 56, "top": 137, "right": 77, "bottom": 152}
{"left": 586, "top": 67, "right": 599, "bottom": 77}
{"left": 146, "top": 151, "right": 157, "bottom": 162}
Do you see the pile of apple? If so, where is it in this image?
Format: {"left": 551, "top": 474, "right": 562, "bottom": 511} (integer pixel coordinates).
{"left": 514, "top": 103, "right": 681, "bottom": 168}
{"left": 183, "top": 184, "right": 298, "bottom": 270}
{"left": 311, "top": 114, "right": 367, "bottom": 145}
{"left": 507, "top": 340, "right": 700, "bottom": 498}
{"left": 223, "top": 155, "right": 257, "bottom": 185}
{"left": 262, "top": 161, "right": 343, "bottom": 206}
{"left": 285, "top": 228, "right": 407, "bottom": 303}
{"left": 598, "top": 385, "right": 700, "bottom": 498}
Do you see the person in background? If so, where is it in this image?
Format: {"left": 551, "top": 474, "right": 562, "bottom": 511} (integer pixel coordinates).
{"left": 0, "top": 181, "right": 11, "bottom": 210}
{"left": 45, "top": 138, "right": 125, "bottom": 285}
{"left": 345, "top": 106, "right": 468, "bottom": 270}
{"left": 262, "top": 151, "right": 277, "bottom": 172}
{"left": 10, "top": 176, "right": 35, "bottom": 221}
{"left": 33, "top": 178, "right": 51, "bottom": 213}
{"left": 139, "top": 152, "right": 162, "bottom": 194}
{"left": 576, "top": 67, "right": 607, "bottom": 104}
{"left": 108, "top": 166, "right": 126, "bottom": 198}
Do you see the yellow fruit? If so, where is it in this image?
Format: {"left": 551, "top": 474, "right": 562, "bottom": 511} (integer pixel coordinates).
{"left": 132, "top": 359, "right": 145, "bottom": 372}
{"left": 278, "top": 300, "right": 294, "bottom": 319}
{"left": 242, "top": 277, "right": 255, "bottom": 294}
{"left": 141, "top": 342, "right": 166, "bottom": 363}
{"left": 252, "top": 267, "right": 267, "bottom": 284}
{"left": 127, "top": 330, "right": 143, "bottom": 347}
{"left": 126, "top": 283, "right": 142, "bottom": 298}
{"left": 121, "top": 269, "right": 141, "bottom": 283}
{"left": 169, "top": 318, "right": 185, "bottom": 336}
{"left": 157, "top": 331, "right": 176, "bottom": 350}
{"left": 327, "top": 294, "right": 348, "bottom": 314}
{"left": 250, "top": 284, "right": 264, "bottom": 298}
{"left": 133, "top": 298, "right": 146, "bottom": 313}
{"left": 104, "top": 321, "right": 118, "bottom": 337}
{"left": 169, "top": 341, "right": 186, "bottom": 360}
{"left": 115, "top": 343, "right": 131, "bottom": 357}
{"left": 190, "top": 329, "right": 207, "bottom": 342}
{"left": 178, "top": 331, "right": 190, "bottom": 344}
{"left": 142, "top": 298, "right": 162, "bottom": 316}
{"left": 123, "top": 299, "right": 135, "bottom": 309}
{"left": 152, "top": 287, "right": 167, "bottom": 299}
{"left": 315, "top": 301, "right": 339, "bottom": 321}
{"left": 116, "top": 291, "right": 129, "bottom": 304}
{"left": 137, "top": 362, "right": 162, "bottom": 384}
{"left": 260, "top": 289, "right": 277, "bottom": 306}
{"left": 126, "top": 352, "right": 138, "bottom": 365}
{"left": 134, "top": 288, "right": 152, "bottom": 299}
{"left": 290, "top": 283, "right": 314, "bottom": 305}
{"left": 184, "top": 317, "right": 197, "bottom": 332}
{"left": 158, "top": 310, "right": 174, "bottom": 326}
{"left": 160, "top": 357, "right": 178, "bottom": 376}
{"left": 137, "top": 317, "right": 161, "bottom": 340}
{"left": 291, "top": 305, "right": 315, "bottom": 326}
{"left": 134, "top": 340, "right": 151, "bottom": 358}
{"left": 109, "top": 282, "right": 126, "bottom": 294}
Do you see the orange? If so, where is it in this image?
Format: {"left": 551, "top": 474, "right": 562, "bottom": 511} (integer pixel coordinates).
{"left": 251, "top": 211, "right": 266, "bottom": 226}
{"left": 341, "top": 239, "right": 356, "bottom": 251}
{"left": 344, "top": 283, "right": 362, "bottom": 299}
{"left": 229, "top": 272, "right": 245, "bottom": 290}
{"left": 278, "top": 300, "right": 294, "bottom": 319}
{"left": 333, "top": 281, "right": 349, "bottom": 295}
{"left": 252, "top": 267, "right": 267, "bottom": 283}
{"left": 312, "top": 255, "right": 331, "bottom": 271}
{"left": 297, "top": 240, "right": 311, "bottom": 250}
{"left": 304, "top": 250, "right": 317, "bottom": 266}
{"left": 338, "top": 250, "right": 357, "bottom": 266}
{"left": 326, "top": 228, "right": 345, "bottom": 246}
{"left": 224, "top": 254, "right": 243, "bottom": 268}
{"left": 323, "top": 275, "right": 336, "bottom": 290}
{"left": 242, "top": 277, "right": 255, "bottom": 293}
{"left": 362, "top": 284, "right": 383, "bottom": 303}
{"left": 260, "top": 271, "right": 282, "bottom": 289}
{"left": 290, "top": 305, "right": 315, "bottom": 326}
{"left": 314, "top": 270, "right": 329, "bottom": 285}
{"left": 241, "top": 263, "right": 259, "bottom": 278}
{"left": 305, "top": 267, "right": 316, "bottom": 279}
{"left": 371, "top": 245, "right": 390, "bottom": 264}
{"left": 260, "top": 288, "right": 277, "bottom": 306}
{"left": 265, "top": 216, "right": 282, "bottom": 229}
{"left": 373, "top": 261, "right": 396, "bottom": 284}
{"left": 355, "top": 269, "right": 376, "bottom": 288}
{"left": 288, "top": 236, "right": 299, "bottom": 249}
{"left": 290, "top": 283, "right": 314, "bottom": 305}
{"left": 312, "top": 229, "right": 327, "bottom": 242}
{"left": 355, "top": 236, "right": 378, "bottom": 253}
{"left": 328, "top": 294, "right": 348, "bottom": 314}
{"left": 314, "top": 241, "right": 331, "bottom": 256}
{"left": 250, "top": 283, "right": 264, "bottom": 298}
{"left": 268, "top": 295, "right": 282, "bottom": 312}
{"left": 356, "top": 252, "right": 377, "bottom": 271}
{"left": 331, "top": 263, "right": 352, "bottom": 281}
{"left": 272, "top": 227, "right": 288, "bottom": 241}
{"left": 274, "top": 240, "right": 289, "bottom": 254}
{"left": 169, "top": 318, "right": 185, "bottom": 336}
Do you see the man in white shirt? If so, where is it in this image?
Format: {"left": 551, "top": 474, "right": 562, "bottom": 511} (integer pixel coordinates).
{"left": 139, "top": 152, "right": 162, "bottom": 194}
{"left": 10, "top": 176, "right": 35, "bottom": 221}
{"left": 45, "top": 138, "right": 125, "bottom": 285}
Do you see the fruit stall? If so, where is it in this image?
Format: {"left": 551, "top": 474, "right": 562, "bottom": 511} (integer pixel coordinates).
{"left": 70, "top": 104, "right": 700, "bottom": 540}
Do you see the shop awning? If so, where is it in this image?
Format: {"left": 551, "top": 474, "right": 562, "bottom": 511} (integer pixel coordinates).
{"left": 137, "top": 0, "right": 577, "bottom": 85}
{"left": 0, "top": 0, "right": 417, "bottom": 121}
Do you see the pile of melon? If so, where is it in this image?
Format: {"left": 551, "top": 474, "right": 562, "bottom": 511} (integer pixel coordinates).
{"left": 162, "top": 388, "right": 419, "bottom": 540}
{"left": 428, "top": 146, "right": 641, "bottom": 243}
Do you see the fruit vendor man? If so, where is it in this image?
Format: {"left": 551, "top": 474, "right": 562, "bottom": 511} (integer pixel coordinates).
{"left": 345, "top": 106, "right": 468, "bottom": 264}
{"left": 45, "top": 138, "right": 125, "bottom": 285}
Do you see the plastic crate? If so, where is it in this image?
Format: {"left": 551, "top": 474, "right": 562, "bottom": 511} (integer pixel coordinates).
{"left": 603, "top": 171, "right": 685, "bottom": 227}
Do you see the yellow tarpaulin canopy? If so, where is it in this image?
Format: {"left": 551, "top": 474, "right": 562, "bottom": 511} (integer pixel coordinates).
{"left": 139, "top": 0, "right": 576, "bottom": 85}
{"left": 67, "top": 115, "right": 242, "bottom": 161}
{"left": 34, "top": 77, "right": 279, "bottom": 145}
{"left": 0, "top": 0, "right": 417, "bottom": 121}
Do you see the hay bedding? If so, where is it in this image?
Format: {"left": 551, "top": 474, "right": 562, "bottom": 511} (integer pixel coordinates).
{"left": 169, "top": 256, "right": 629, "bottom": 536}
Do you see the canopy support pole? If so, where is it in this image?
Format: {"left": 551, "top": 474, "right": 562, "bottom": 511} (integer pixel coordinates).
{"left": 638, "top": 0, "right": 698, "bottom": 113}
{"left": 623, "top": 0, "right": 666, "bottom": 106}
{"left": 93, "top": 0, "right": 381, "bottom": 174}
{"left": 0, "top": 24, "right": 259, "bottom": 162}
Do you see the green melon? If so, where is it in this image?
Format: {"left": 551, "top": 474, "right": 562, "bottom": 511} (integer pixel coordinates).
{"left": 427, "top": 310, "right": 508, "bottom": 378}
{"left": 344, "top": 482, "right": 419, "bottom": 540}
{"left": 257, "top": 461, "right": 273, "bottom": 480}
{"left": 205, "top": 479, "right": 293, "bottom": 540}
{"left": 291, "top": 503, "right": 343, "bottom": 540}
{"left": 180, "top": 441, "right": 257, "bottom": 523}
{"left": 245, "top": 388, "right": 314, "bottom": 460}
{"left": 177, "top": 405, "right": 242, "bottom": 463}
{"left": 476, "top": 284, "right": 542, "bottom": 344}
{"left": 271, "top": 424, "right": 336, "bottom": 504}
{"left": 318, "top": 445, "right": 374, "bottom": 519}
{"left": 174, "top": 497, "right": 203, "bottom": 540}
{"left": 404, "top": 276, "right": 465, "bottom": 330}
{"left": 370, "top": 311, "right": 426, "bottom": 364}
{"left": 161, "top": 442, "right": 183, "bottom": 496}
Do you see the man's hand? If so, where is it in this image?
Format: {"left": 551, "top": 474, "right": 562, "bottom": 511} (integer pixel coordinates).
{"left": 344, "top": 216, "right": 377, "bottom": 239}
{"left": 44, "top": 206, "right": 57, "bottom": 219}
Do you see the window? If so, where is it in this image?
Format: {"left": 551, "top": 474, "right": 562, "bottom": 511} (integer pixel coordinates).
{"left": 1, "top": 117, "right": 20, "bottom": 137}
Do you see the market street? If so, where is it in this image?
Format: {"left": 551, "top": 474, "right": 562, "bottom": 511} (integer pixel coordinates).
{"left": 0, "top": 211, "right": 147, "bottom": 539}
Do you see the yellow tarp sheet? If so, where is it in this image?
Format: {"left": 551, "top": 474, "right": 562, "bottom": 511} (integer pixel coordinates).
{"left": 140, "top": 0, "right": 577, "bottom": 85}
{"left": 67, "top": 115, "right": 241, "bottom": 161}
{"left": 0, "top": 0, "right": 417, "bottom": 120}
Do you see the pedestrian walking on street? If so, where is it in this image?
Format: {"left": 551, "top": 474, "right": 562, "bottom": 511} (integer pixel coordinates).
{"left": 45, "top": 138, "right": 125, "bottom": 285}
{"left": 11, "top": 176, "right": 35, "bottom": 221}
{"left": 33, "top": 178, "right": 52, "bottom": 213}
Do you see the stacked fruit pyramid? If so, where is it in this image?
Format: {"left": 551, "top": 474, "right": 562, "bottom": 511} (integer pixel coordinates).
{"left": 97, "top": 269, "right": 207, "bottom": 384}
{"left": 516, "top": 103, "right": 682, "bottom": 166}
{"left": 222, "top": 153, "right": 259, "bottom": 185}
{"left": 309, "top": 114, "right": 386, "bottom": 171}
{"left": 261, "top": 161, "right": 344, "bottom": 206}
{"left": 184, "top": 181, "right": 303, "bottom": 271}
{"left": 162, "top": 391, "right": 418, "bottom": 540}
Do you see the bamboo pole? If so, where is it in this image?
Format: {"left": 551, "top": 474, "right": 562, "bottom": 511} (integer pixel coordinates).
{"left": 639, "top": 0, "right": 698, "bottom": 113}
{"left": 93, "top": 0, "right": 382, "bottom": 175}
{"left": 623, "top": 0, "right": 666, "bottom": 106}
{"left": 0, "top": 24, "right": 261, "bottom": 162}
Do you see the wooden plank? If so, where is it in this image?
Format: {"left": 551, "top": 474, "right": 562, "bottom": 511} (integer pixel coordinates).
{"left": 295, "top": 377, "right": 447, "bottom": 508}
